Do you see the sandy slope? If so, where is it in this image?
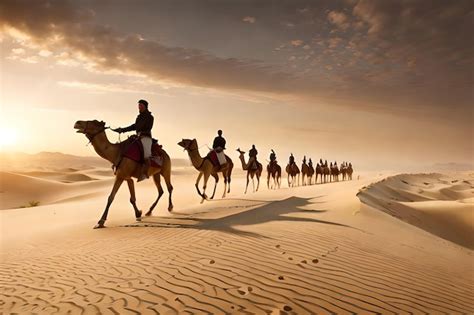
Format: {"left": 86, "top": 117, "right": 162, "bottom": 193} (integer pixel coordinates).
{"left": 0, "top": 169, "right": 473, "bottom": 314}
{"left": 357, "top": 173, "right": 474, "bottom": 249}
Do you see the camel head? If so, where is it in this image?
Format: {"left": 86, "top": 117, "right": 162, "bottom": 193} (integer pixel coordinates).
{"left": 177, "top": 138, "right": 197, "bottom": 151}
{"left": 236, "top": 148, "right": 245, "bottom": 155}
{"left": 74, "top": 120, "right": 106, "bottom": 136}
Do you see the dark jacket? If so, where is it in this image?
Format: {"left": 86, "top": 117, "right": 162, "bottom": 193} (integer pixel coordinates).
{"left": 269, "top": 152, "right": 276, "bottom": 162}
{"left": 249, "top": 147, "right": 258, "bottom": 158}
{"left": 213, "top": 136, "right": 226, "bottom": 150}
{"left": 122, "top": 110, "right": 154, "bottom": 137}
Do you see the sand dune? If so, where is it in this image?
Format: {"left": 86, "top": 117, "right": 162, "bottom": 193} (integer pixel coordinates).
{"left": 0, "top": 171, "right": 109, "bottom": 209}
{"left": 1, "top": 170, "right": 473, "bottom": 313}
{"left": 357, "top": 173, "right": 474, "bottom": 249}
{"left": 18, "top": 171, "right": 98, "bottom": 183}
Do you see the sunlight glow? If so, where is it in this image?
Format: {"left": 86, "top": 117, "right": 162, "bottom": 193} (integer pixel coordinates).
{"left": 0, "top": 127, "right": 19, "bottom": 147}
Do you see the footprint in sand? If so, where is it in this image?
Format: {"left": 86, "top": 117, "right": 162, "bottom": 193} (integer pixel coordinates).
{"left": 237, "top": 289, "right": 248, "bottom": 296}
{"left": 278, "top": 276, "right": 284, "bottom": 280}
{"left": 301, "top": 260, "right": 307, "bottom": 264}
{"left": 275, "top": 245, "right": 281, "bottom": 248}
{"left": 283, "top": 305, "right": 293, "bottom": 312}
{"left": 237, "top": 286, "right": 253, "bottom": 296}
{"left": 312, "top": 259, "right": 319, "bottom": 264}
{"left": 209, "top": 259, "right": 215, "bottom": 264}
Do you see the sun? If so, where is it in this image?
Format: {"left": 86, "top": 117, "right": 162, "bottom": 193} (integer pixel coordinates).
{"left": 0, "top": 128, "right": 19, "bottom": 147}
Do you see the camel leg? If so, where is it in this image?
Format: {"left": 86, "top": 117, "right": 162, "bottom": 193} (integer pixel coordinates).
{"left": 252, "top": 174, "right": 255, "bottom": 193}
{"left": 95, "top": 177, "right": 124, "bottom": 229}
{"left": 210, "top": 173, "right": 218, "bottom": 199}
{"left": 288, "top": 174, "right": 291, "bottom": 187}
{"left": 267, "top": 172, "right": 270, "bottom": 189}
{"left": 222, "top": 173, "right": 227, "bottom": 198}
{"left": 257, "top": 171, "right": 262, "bottom": 191}
{"left": 195, "top": 172, "right": 204, "bottom": 198}
{"left": 126, "top": 179, "right": 142, "bottom": 220}
{"left": 146, "top": 173, "right": 163, "bottom": 216}
{"left": 226, "top": 169, "right": 231, "bottom": 194}
{"left": 245, "top": 172, "right": 250, "bottom": 194}
{"left": 201, "top": 172, "right": 211, "bottom": 203}
{"left": 163, "top": 171, "right": 174, "bottom": 212}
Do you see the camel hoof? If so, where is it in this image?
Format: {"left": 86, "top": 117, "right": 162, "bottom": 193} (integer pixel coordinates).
{"left": 136, "top": 217, "right": 142, "bottom": 222}
{"left": 93, "top": 223, "right": 105, "bottom": 229}
{"left": 168, "top": 206, "right": 173, "bottom": 212}
{"left": 145, "top": 211, "right": 152, "bottom": 217}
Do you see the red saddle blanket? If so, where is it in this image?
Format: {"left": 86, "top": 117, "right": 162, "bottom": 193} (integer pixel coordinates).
{"left": 122, "top": 138, "right": 164, "bottom": 168}
{"left": 207, "top": 150, "right": 219, "bottom": 167}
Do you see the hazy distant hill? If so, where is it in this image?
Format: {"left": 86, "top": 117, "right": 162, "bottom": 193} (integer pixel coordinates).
{"left": 431, "top": 162, "right": 474, "bottom": 171}
{"left": 0, "top": 151, "right": 190, "bottom": 171}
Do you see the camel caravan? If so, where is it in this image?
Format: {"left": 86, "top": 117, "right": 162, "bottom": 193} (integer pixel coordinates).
{"left": 74, "top": 100, "right": 354, "bottom": 228}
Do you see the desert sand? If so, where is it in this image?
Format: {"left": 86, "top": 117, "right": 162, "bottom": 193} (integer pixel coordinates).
{"left": 1, "top": 155, "right": 473, "bottom": 314}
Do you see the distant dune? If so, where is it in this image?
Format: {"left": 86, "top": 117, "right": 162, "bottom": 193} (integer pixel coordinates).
{"left": 0, "top": 151, "right": 190, "bottom": 172}
{"left": 357, "top": 173, "right": 474, "bottom": 249}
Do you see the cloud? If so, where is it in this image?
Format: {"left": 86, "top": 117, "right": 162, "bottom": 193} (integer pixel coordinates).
{"left": 57, "top": 80, "right": 167, "bottom": 96}
{"left": 11, "top": 48, "right": 25, "bottom": 55}
{"left": 0, "top": 0, "right": 472, "bottom": 120}
{"left": 38, "top": 49, "right": 52, "bottom": 57}
{"left": 290, "top": 39, "right": 303, "bottom": 47}
{"left": 327, "top": 11, "right": 350, "bottom": 30}
{"left": 327, "top": 37, "right": 343, "bottom": 49}
{"left": 242, "top": 16, "right": 256, "bottom": 23}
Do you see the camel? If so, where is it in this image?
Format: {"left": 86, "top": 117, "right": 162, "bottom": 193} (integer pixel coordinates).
{"left": 266, "top": 161, "right": 281, "bottom": 189}
{"left": 323, "top": 163, "right": 330, "bottom": 183}
{"left": 286, "top": 163, "right": 300, "bottom": 187}
{"left": 340, "top": 164, "right": 347, "bottom": 181}
{"left": 178, "top": 139, "right": 233, "bottom": 202}
{"left": 308, "top": 162, "right": 315, "bottom": 185}
{"left": 315, "top": 163, "right": 323, "bottom": 184}
{"left": 74, "top": 120, "right": 173, "bottom": 229}
{"left": 301, "top": 157, "right": 309, "bottom": 186}
{"left": 236, "top": 148, "right": 263, "bottom": 193}
{"left": 347, "top": 163, "right": 353, "bottom": 180}
{"left": 331, "top": 163, "right": 340, "bottom": 182}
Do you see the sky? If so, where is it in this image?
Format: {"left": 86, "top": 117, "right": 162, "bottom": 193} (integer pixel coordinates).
{"left": 0, "top": 0, "right": 472, "bottom": 170}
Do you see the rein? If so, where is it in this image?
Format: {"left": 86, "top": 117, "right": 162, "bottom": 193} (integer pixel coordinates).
{"left": 83, "top": 122, "right": 110, "bottom": 146}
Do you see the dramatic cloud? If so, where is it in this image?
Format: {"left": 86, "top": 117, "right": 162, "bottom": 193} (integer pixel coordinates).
{"left": 290, "top": 40, "right": 303, "bottom": 47}
{"left": 327, "top": 11, "right": 350, "bottom": 30}
{"left": 242, "top": 16, "right": 256, "bottom": 23}
{"left": 1, "top": 0, "right": 472, "bottom": 120}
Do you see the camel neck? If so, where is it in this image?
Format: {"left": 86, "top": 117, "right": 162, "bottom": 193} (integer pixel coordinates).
{"left": 187, "top": 147, "right": 205, "bottom": 169}
{"left": 90, "top": 132, "right": 119, "bottom": 165}
{"left": 238, "top": 154, "right": 247, "bottom": 168}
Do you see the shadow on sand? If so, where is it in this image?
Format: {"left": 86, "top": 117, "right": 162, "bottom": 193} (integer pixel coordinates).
{"left": 123, "top": 196, "right": 355, "bottom": 238}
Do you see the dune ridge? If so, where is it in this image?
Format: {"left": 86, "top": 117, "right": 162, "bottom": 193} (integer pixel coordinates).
{"left": 357, "top": 173, "right": 474, "bottom": 249}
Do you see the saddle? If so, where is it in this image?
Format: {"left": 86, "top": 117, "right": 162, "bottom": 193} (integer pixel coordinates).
{"left": 207, "top": 150, "right": 220, "bottom": 167}
{"left": 207, "top": 150, "right": 227, "bottom": 167}
{"left": 249, "top": 160, "right": 259, "bottom": 170}
{"left": 116, "top": 135, "right": 164, "bottom": 170}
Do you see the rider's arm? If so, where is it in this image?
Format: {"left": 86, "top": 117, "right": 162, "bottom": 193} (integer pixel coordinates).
{"left": 121, "top": 123, "right": 136, "bottom": 132}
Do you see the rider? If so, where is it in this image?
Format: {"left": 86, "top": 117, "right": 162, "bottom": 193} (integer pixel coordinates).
{"left": 269, "top": 149, "right": 276, "bottom": 164}
{"left": 113, "top": 99, "right": 154, "bottom": 182}
{"left": 248, "top": 144, "right": 258, "bottom": 170}
{"left": 308, "top": 158, "right": 313, "bottom": 167}
{"left": 212, "top": 130, "right": 227, "bottom": 167}
{"left": 302, "top": 156, "right": 307, "bottom": 165}
{"left": 289, "top": 153, "right": 295, "bottom": 166}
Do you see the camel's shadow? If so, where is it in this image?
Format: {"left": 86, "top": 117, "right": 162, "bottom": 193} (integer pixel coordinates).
{"left": 122, "top": 196, "right": 354, "bottom": 238}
